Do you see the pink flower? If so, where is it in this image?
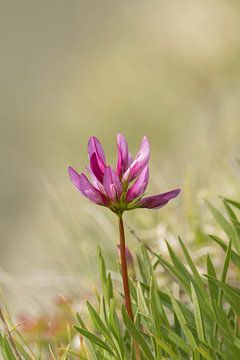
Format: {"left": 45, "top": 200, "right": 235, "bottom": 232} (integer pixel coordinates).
{"left": 68, "top": 134, "right": 180, "bottom": 214}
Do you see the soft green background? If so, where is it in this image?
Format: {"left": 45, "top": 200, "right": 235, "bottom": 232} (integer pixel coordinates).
{"left": 0, "top": 0, "right": 240, "bottom": 314}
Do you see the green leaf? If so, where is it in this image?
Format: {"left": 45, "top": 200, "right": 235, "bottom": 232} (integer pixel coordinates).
{"left": 205, "top": 276, "right": 240, "bottom": 316}
{"left": 87, "top": 301, "right": 120, "bottom": 358}
{"left": 171, "top": 296, "right": 197, "bottom": 350}
{"left": 209, "top": 235, "right": 240, "bottom": 269}
{"left": 222, "top": 240, "right": 232, "bottom": 283}
{"left": 178, "top": 236, "right": 207, "bottom": 298}
{"left": 223, "top": 200, "right": 240, "bottom": 237}
{"left": 196, "top": 346, "right": 215, "bottom": 360}
{"left": 97, "top": 246, "right": 108, "bottom": 301}
{"left": 74, "top": 326, "right": 114, "bottom": 355}
{"left": 122, "top": 306, "right": 155, "bottom": 360}
{"left": 154, "top": 336, "right": 179, "bottom": 360}
{"left": 154, "top": 254, "right": 191, "bottom": 293}
{"left": 108, "top": 300, "right": 124, "bottom": 357}
{"left": 149, "top": 276, "right": 162, "bottom": 359}
{"left": 206, "top": 201, "right": 240, "bottom": 253}
{"left": 166, "top": 241, "right": 194, "bottom": 285}
{"left": 107, "top": 273, "right": 114, "bottom": 303}
{"left": 224, "top": 198, "right": 240, "bottom": 211}
{"left": 160, "top": 325, "right": 192, "bottom": 355}
{"left": 206, "top": 254, "right": 218, "bottom": 303}
{"left": 191, "top": 283, "right": 205, "bottom": 342}
{"left": 2, "top": 336, "right": 16, "bottom": 360}
{"left": 136, "top": 282, "right": 149, "bottom": 317}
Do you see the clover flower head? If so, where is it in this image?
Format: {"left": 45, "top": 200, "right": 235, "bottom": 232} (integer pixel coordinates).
{"left": 68, "top": 134, "right": 180, "bottom": 214}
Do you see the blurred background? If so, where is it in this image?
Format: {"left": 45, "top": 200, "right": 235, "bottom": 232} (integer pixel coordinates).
{"left": 0, "top": 0, "right": 240, "bottom": 316}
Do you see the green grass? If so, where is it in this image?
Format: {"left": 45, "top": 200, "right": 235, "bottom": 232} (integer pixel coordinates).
{"left": 1, "top": 193, "right": 240, "bottom": 359}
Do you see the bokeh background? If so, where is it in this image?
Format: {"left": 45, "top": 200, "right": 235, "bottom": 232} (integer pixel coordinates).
{"left": 1, "top": 0, "right": 240, "bottom": 316}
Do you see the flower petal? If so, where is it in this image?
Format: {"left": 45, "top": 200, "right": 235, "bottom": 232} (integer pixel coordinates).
{"left": 68, "top": 166, "right": 82, "bottom": 190}
{"left": 137, "top": 188, "right": 181, "bottom": 209}
{"left": 88, "top": 136, "right": 106, "bottom": 164}
{"left": 126, "top": 165, "right": 149, "bottom": 202}
{"left": 90, "top": 153, "right": 105, "bottom": 182}
{"left": 123, "top": 136, "right": 150, "bottom": 182}
{"left": 68, "top": 167, "right": 106, "bottom": 205}
{"left": 116, "top": 133, "right": 129, "bottom": 177}
{"left": 103, "top": 166, "right": 123, "bottom": 201}
{"left": 86, "top": 166, "right": 106, "bottom": 194}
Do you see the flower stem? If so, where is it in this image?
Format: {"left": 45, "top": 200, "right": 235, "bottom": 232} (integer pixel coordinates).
{"left": 118, "top": 215, "right": 141, "bottom": 359}
{"left": 118, "top": 214, "right": 134, "bottom": 321}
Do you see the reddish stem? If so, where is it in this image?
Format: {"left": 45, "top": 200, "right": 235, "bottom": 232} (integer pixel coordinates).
{"left": 118, "top": 215, "right": 141, "bottom": 359}
{"left": 118, "top": 215, "right": 134, "bottom": 321}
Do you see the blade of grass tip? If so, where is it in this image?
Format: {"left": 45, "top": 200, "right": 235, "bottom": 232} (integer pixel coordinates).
{"left": 206, "top": 201, "right": 240, "bottom": 253}
{"left": 74, "top": 326, "right": 114, "bottom": 356}
{"left": 223, "top": 200, "right": 240, "bottom": 237}
{"left": 76, "top": 313, "right": 87, "bottom": 329}
{"left": 97, "top": 246, "right": 108, "bottom": 299}
{"left": 191, "top": 283, "right": 205, "bottom": 343}
{"left": 107, "top": 273, "right": 114, "bottom": 303}
{"left": 219, "top": 239, "right": 232, "bottom": 306}
{"left": 136, "top": 246, "right": 152, "bottom": 284}
{"left": 224, "top": 198, "right": 240, "bottom": 211}
{"left": 122, "top": 306, "right": 155, "bottom": 360}
{"left": 208, "top": 235, "right": 240, "bottom": 270}
{"left": 166, "top": 241, "right": 194, "bottom": 283}
{"left": 99, "top": 294, "right": 108, "bottom": 325}
{"left": 178, "top": 236, "right": 207, "bottom": 298}
{"left": 206, "top": 254, "right": 218, "bottom": 303}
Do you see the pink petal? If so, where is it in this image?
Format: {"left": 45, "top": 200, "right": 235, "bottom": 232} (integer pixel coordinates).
{"left": 86, "top": 166, "right": 106, "bottom": 194}
{"left": 103, "top": 166, "right": 123, "bottom": 201}
{"left": 90, "top": 153, "right": 105, "bottom": 182}
{"left": 127, "top": 152, "right": 133, "bottom": 167}
{"left": 123, "top": 136, "right": 150, "bottom": 183}
{"left": 68, "top": 166, "right": 82, "bottom": 190}
{"left": 137, "top": 188, "right": 181, "bottom": 209}
{"left": 126, "top": 165, "right": 149, "bottom": 202}
{"left": 88, "top": 136, "right": 106, "bottom": 167}
{"left": 116, "top": 133, "right": 129, "bottom": 177}
{"left": 68, "top": 167, "right": 105, "bottom": 205}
